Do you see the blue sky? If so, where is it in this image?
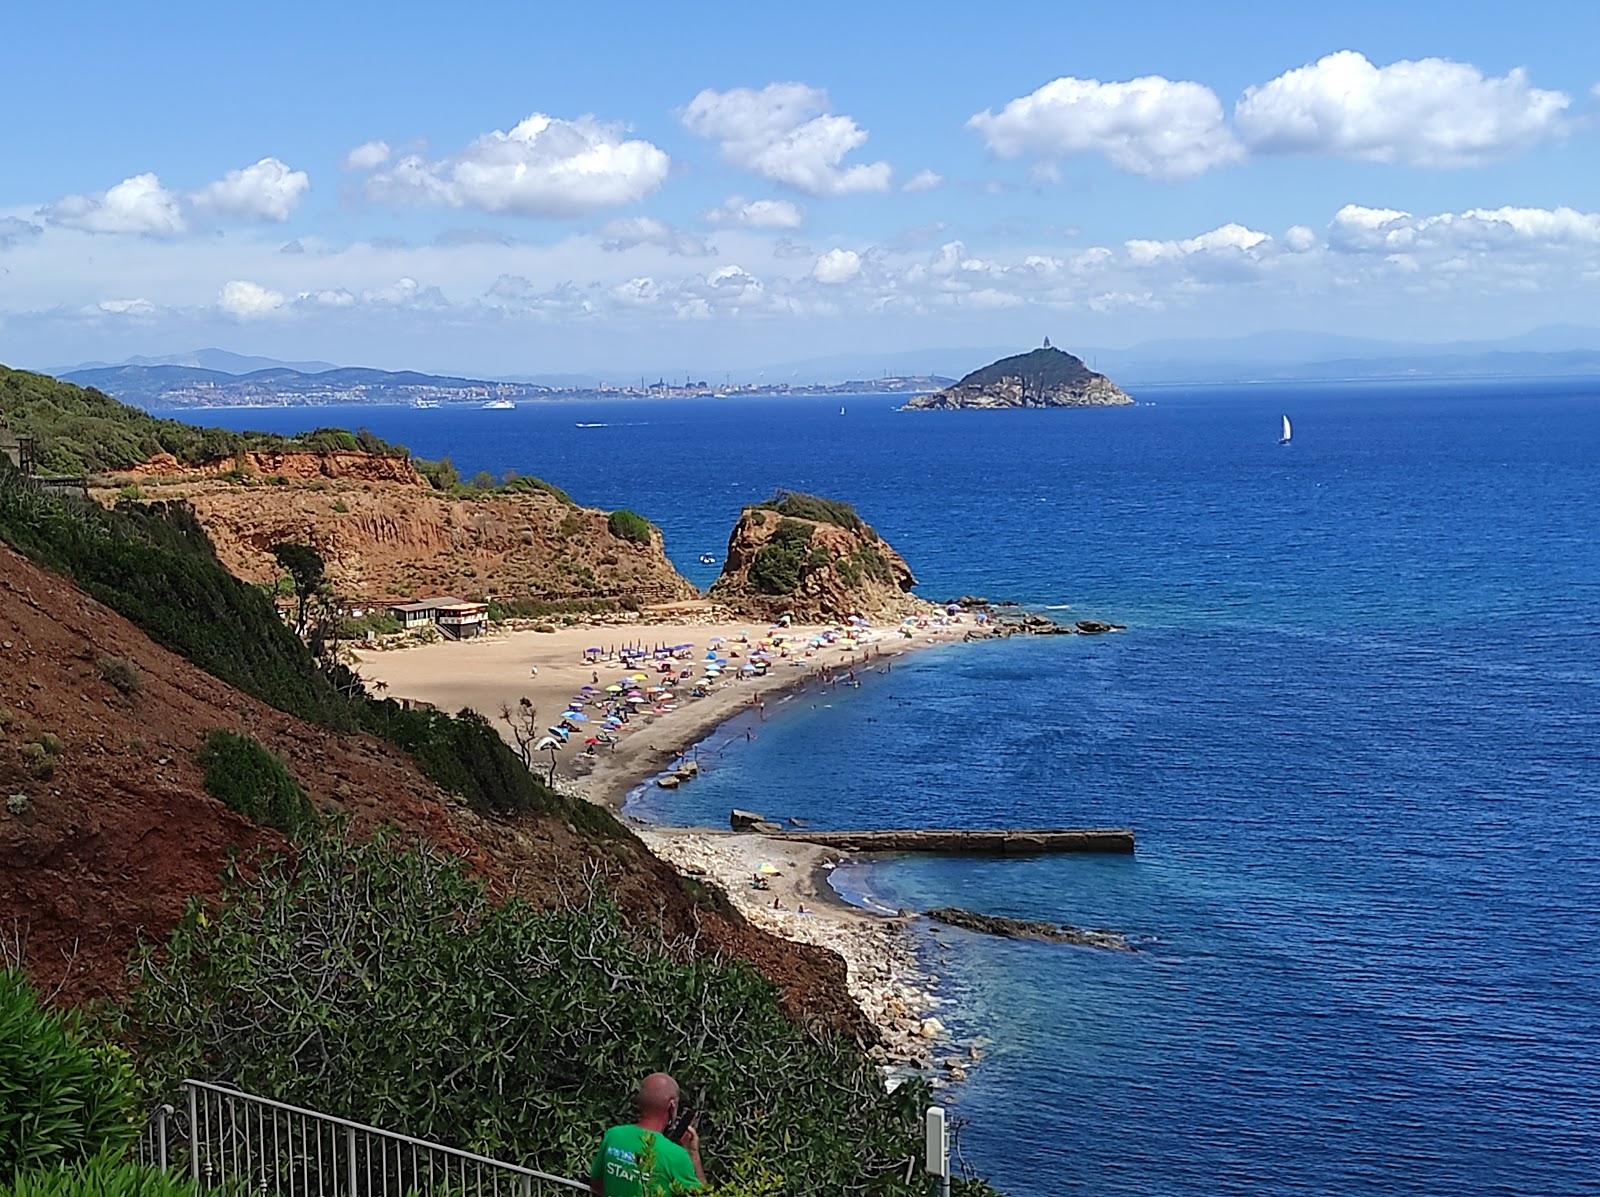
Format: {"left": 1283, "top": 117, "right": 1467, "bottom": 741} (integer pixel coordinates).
{"left": 3, "top": 0, "right": 1598, "bottom": 376}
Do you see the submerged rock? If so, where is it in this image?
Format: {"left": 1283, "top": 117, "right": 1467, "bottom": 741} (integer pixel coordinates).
{"left": 925, "top": 906, "right": 1133, "bottom": 951}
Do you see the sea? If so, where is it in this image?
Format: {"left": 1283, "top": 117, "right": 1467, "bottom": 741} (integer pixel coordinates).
{"left": 200, "top": 380, "right": 1600, "bottom": 1196}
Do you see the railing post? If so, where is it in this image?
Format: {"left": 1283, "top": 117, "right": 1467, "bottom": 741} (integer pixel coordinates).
{"left": 346, "top": 1124, "right": 358, "bottom": 1197}
{"left": 188, "top": 1086, "right": 201, "bottom": 1186}
{"left": 156, "top": 1105, "right": 170, "bottom": 1171}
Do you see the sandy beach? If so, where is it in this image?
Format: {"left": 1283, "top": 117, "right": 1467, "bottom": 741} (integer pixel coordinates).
{"left": 350, "top": 602, "right": 979, "bottom": 1076}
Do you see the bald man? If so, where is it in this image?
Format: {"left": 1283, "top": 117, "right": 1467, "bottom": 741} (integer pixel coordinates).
{"left": 589, "top": 1072, "right": 704, "bottom": 1195}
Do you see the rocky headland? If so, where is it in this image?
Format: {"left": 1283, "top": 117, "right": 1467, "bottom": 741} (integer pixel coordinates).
{"left": 708, "top": 491, "right": 926, "bottom": 623}
{"left": 902, "top": 343, "right": 1132, "bottom": 410}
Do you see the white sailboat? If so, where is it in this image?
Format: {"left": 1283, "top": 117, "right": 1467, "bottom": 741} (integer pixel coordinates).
{"left": 1279, "top": 414, "right": 1293, "bottom": 445}
{"left": 839, "top": 403, "right": 847, "bottom": 416}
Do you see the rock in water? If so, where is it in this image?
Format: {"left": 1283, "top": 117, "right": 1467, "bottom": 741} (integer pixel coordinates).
{"left": 925, "top": 906, "right": 1133, "bottom": 951}
{"left": 901, "top": 345, "right": 1132, "bottom": 410}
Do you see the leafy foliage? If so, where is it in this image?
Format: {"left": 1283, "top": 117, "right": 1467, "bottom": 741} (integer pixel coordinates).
{"left": 96, "top": 657, "right": 142, "bottom": 697}
{"left": 0, "top": 1155, "right": 213, "bottom": 1197}
{"left": 496, "top": 472, "right": 576, "bottom": 506}
{"left": 748, "top": 518, "right": 816, "bottom": 596}
{"left": 754, "top": 491, "right": 869, "bottom": 535}
{"left": 197, "top": 730, "right": 316, "bottom": 835}
{"left": 607, "top": 509, "right": 654, "bottom": 545}
{"left": 0, "top": 367, "right": 404, "bottom": 475}
{"left": 0, "top": 969, "right": 139, "bottom": 1175}
{"left": 122, "top": 832, "right": 939, "bottom": 1197}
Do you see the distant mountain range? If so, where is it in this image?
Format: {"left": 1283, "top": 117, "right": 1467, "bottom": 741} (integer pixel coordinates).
{"left": 46, "top": 325, "right": 1600, "bottom": 408}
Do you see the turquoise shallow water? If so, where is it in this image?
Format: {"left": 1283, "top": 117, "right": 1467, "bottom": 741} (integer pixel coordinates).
{"left": 203, "top": 380, "right": 1600, "bottom": 1195}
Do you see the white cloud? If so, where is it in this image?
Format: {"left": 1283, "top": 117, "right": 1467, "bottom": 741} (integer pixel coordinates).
{"left": 93, "top": 298, "right": 157, "bottom": 317}
{"left": 0, "top": 217, "right": 42, "bottom": 248}
{"left": 295, "top": 288, "right": 357, "bottom": 308}
{"left": 599, "top": 216, "right": 714, "bottom": 256}
{"left": 343, "top": 140, "right": 391, "bottom": 171}
{"left": 191, "top": 157, "right": 310, "bottom": 222}
{"left": 968, "top": 75, "right": 1243, "bottom": 179}
{"left": 1235, "top": 51, "right": 1571, "bottom": 167}
{"left": 1284, "top": 225, "right": 1318, "bottom": 253}
{"left": 703, "top": 196, "right": 804, "bottom": 229}
{"left": 218, "top": 279, "right": 286, "bottom": 318}
{"left": 812, "top": 248, "right": 862, "bottom": 284}
{"left": 1328, "top": 202, "right": 1600, "bottom": 254}
{"left": 681, "top": 83, "right": 891, "bottom": 196}
{"left": 43, "top": 173, "right": 187, "bottom": 235}
{"left": 1125, "top": 223, "right": 1271, "bottom": 264}
{"left": 367, "top": 113, "right": 670, "bottom": 217}
{"left": 902, "top": 170, "right": 943, "bottom": 192}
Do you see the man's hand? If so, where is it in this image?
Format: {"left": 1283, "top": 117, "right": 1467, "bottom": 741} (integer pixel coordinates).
{"left": 681, "top": 1117, "right": 704, "bottom": 1183}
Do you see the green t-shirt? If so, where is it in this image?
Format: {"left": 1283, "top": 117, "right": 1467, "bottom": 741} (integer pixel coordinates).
{"left": 590, "top": 1124, "right": 701, "bottom": 1196}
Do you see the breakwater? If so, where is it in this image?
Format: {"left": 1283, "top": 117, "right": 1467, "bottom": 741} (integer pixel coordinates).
{"left": 773, "top": 827, "right": 1135, "bottom": 855}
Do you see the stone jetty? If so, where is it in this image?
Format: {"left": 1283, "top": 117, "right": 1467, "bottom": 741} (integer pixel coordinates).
{"left": 768, "top": 827, "right": 1135, "bottom": 855}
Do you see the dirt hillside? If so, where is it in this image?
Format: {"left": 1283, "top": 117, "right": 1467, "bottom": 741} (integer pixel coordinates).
{"left": 0, "top": 545, "right": 863, "bottom": 1036}
{"left": 101, "top": 455, "right": 696, "bottom": 608}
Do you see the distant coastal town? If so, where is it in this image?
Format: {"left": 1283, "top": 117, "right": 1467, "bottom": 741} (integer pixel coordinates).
{"left": 60, "top": 362, "right": 955, "bottom": 410}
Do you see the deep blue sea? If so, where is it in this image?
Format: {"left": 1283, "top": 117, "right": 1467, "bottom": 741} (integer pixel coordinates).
{"left": 201, "top": 381, "right": 1600, "bottom": 1196}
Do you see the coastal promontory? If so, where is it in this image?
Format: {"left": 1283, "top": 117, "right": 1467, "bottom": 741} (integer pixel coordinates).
{"left": 902, "top": 341, "right": 1133, "bottom": 410}
{"left": 709, "top": 491, "right": 920, "bottom": 622}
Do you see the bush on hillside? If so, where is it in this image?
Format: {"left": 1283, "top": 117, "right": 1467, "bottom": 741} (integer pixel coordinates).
{"left": 197, "top": 730, "right": 316, "bottom": 835}
{"left": 0, "top": 367, "right": 404, "bottom": 475}
{"left": 0, "top": 1155, "right": 213, "bottom": 1197}
{"left": 498, "top": 472, "right": 576, "bottom": 506}
{"left": 747, "top": 518, "right": 816, "bottom": 596}
{"left": 606, "top": 509, "right": 653, "bottom": 545}
{"left": 754, "top": 491, "right": 869, "bottom": 535}
{"left": 0, "top": 969, "right": 139, "bottom": 1174}
{"left": 120, "top": 831, "right": 941, "bottom": 1196}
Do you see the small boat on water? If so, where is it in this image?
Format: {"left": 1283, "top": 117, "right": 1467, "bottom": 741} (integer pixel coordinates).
{"left": 1279, "top": 414, "right": 1293, "bottom": 445}
{"left": 411, "top": 398, "right": 440, "bottom": 409}
{"left": 482, "top": 398, "right": 515, "bottom": 410}
{"left": 839, "top": 403, "right": 847, "bottom": 416}
{"left": 699, "top": 553, "right": 717, "bottom": 565}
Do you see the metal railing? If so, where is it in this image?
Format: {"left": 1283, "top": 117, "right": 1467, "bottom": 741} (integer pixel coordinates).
{"left": 139, "top": 1079, "right": 587, "bottom": 1196}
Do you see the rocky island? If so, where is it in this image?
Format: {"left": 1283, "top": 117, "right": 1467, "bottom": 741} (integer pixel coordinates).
{"left": 902, "top": 340, "right": 1133, "bottom": 410}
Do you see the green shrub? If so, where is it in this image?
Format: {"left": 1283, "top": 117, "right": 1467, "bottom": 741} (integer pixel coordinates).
{"left": 121, "top": 832, "right": 937, "bottom": 1194}
{"left": 753, "top": 491, "right": 866, "bottom": 533}
{"left": 96, "top": 657, "right": 141, "bottom": 697}
{"left": 413, "top": 456, "right": 460, "bottom": 492}
{"left": 0, "top": 969, "right": 139, "bottom": 1174}
{"left": 0, "top": 1155, "right": 214, "bottom": 1197}
{"left": 22, "top": 741, "right": 58, "bottom": 780}
{"left": 557, "top": 511, "right": 587, "bottom": 539}
{"left": 331, "top": 500, "right": 349, "bottom": 514}
{"left": 499, "top": 473, "right": 577, "bottom": 507}
{"left": 606, "top": 510, "right": 653, "bottom": 545}
{"left": 115, "top": 485, "right": 143, "bottom": 503}
{"left": 747, "top": 519, "right": 815, "bottom": 596}
{"left": 197, "top": 730, "right": 316, "bottom": 835}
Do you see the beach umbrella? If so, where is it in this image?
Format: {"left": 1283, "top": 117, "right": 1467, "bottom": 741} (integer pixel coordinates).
{"left": 533, "top": 735, "right": 563, "bottom": 752}
{"left": 756, "top": 862, "right": 780, "bottom": 876}
{"left": 627, "top": 695, "right": 647, "bottom": 704}
{"left": 605, "top": 683, "right": 623, "bottom": 693}
{"left": 547, "top": 726, "right": 570, "bottom": 739}
{"left": 562, "top": 711, "right": 589, "bottom": 723}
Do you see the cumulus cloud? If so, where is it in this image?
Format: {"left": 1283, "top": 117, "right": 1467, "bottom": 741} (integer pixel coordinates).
{"left": 812, "top": 248, "right": 862, "bottom": 284}
{"left": 1235, "top": 51, "right": 1571, "bottom": 167}
{"left": 93, "top": 298, "right": 158, "bottom": 318}
{"left": 968, "top": 75, "right": 1243, "bottom": 179}
{"left": 43, "top": 173, "right": 187, "bottom": 235}
{"left": 191, "top": 157, "right": 310, "bottom": 222}
{"left": 599, "top": 216, "right": 714, "bottom": 256}
{"left": 902, "top": 170, "right": 943, "bottom": 192}
{"left": 1125, "top": 223, "right": 1271, "bottom": 264}
{"left": 1327, "top": 202, "right": 1600, "bottom": 253}
{"left": 218, "top": 279, "right": 286, "bottom": 318}
{"left": 366, "top": 113, "right": 669, "bottom": 217}
{"left": 703, "top": 195, "right": 804, "bottom": 229}
{"left": 343, "top": 140, "right": 391, "bottom": 170}
{"left": 681, "top": 83, "right": 891, "bottom": 196}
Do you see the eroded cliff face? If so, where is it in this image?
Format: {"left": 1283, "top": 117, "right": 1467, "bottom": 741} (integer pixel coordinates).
{"left": 709, "top": 504, "right": 923, "bottom": 622}
{"left": 128, "top": 450, "right": 428, "bottom": 485}
{"left": 102, "top": 458, "right": 695, "bottom": 607}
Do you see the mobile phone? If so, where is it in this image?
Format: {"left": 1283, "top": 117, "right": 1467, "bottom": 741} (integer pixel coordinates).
{"left": 667, "top": 1106, "right": 696, "bottom": 1144}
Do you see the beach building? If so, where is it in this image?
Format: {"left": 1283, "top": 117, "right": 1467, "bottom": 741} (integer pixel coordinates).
{"left": 387, "top": 596, "right": 489, "bottom": 640}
